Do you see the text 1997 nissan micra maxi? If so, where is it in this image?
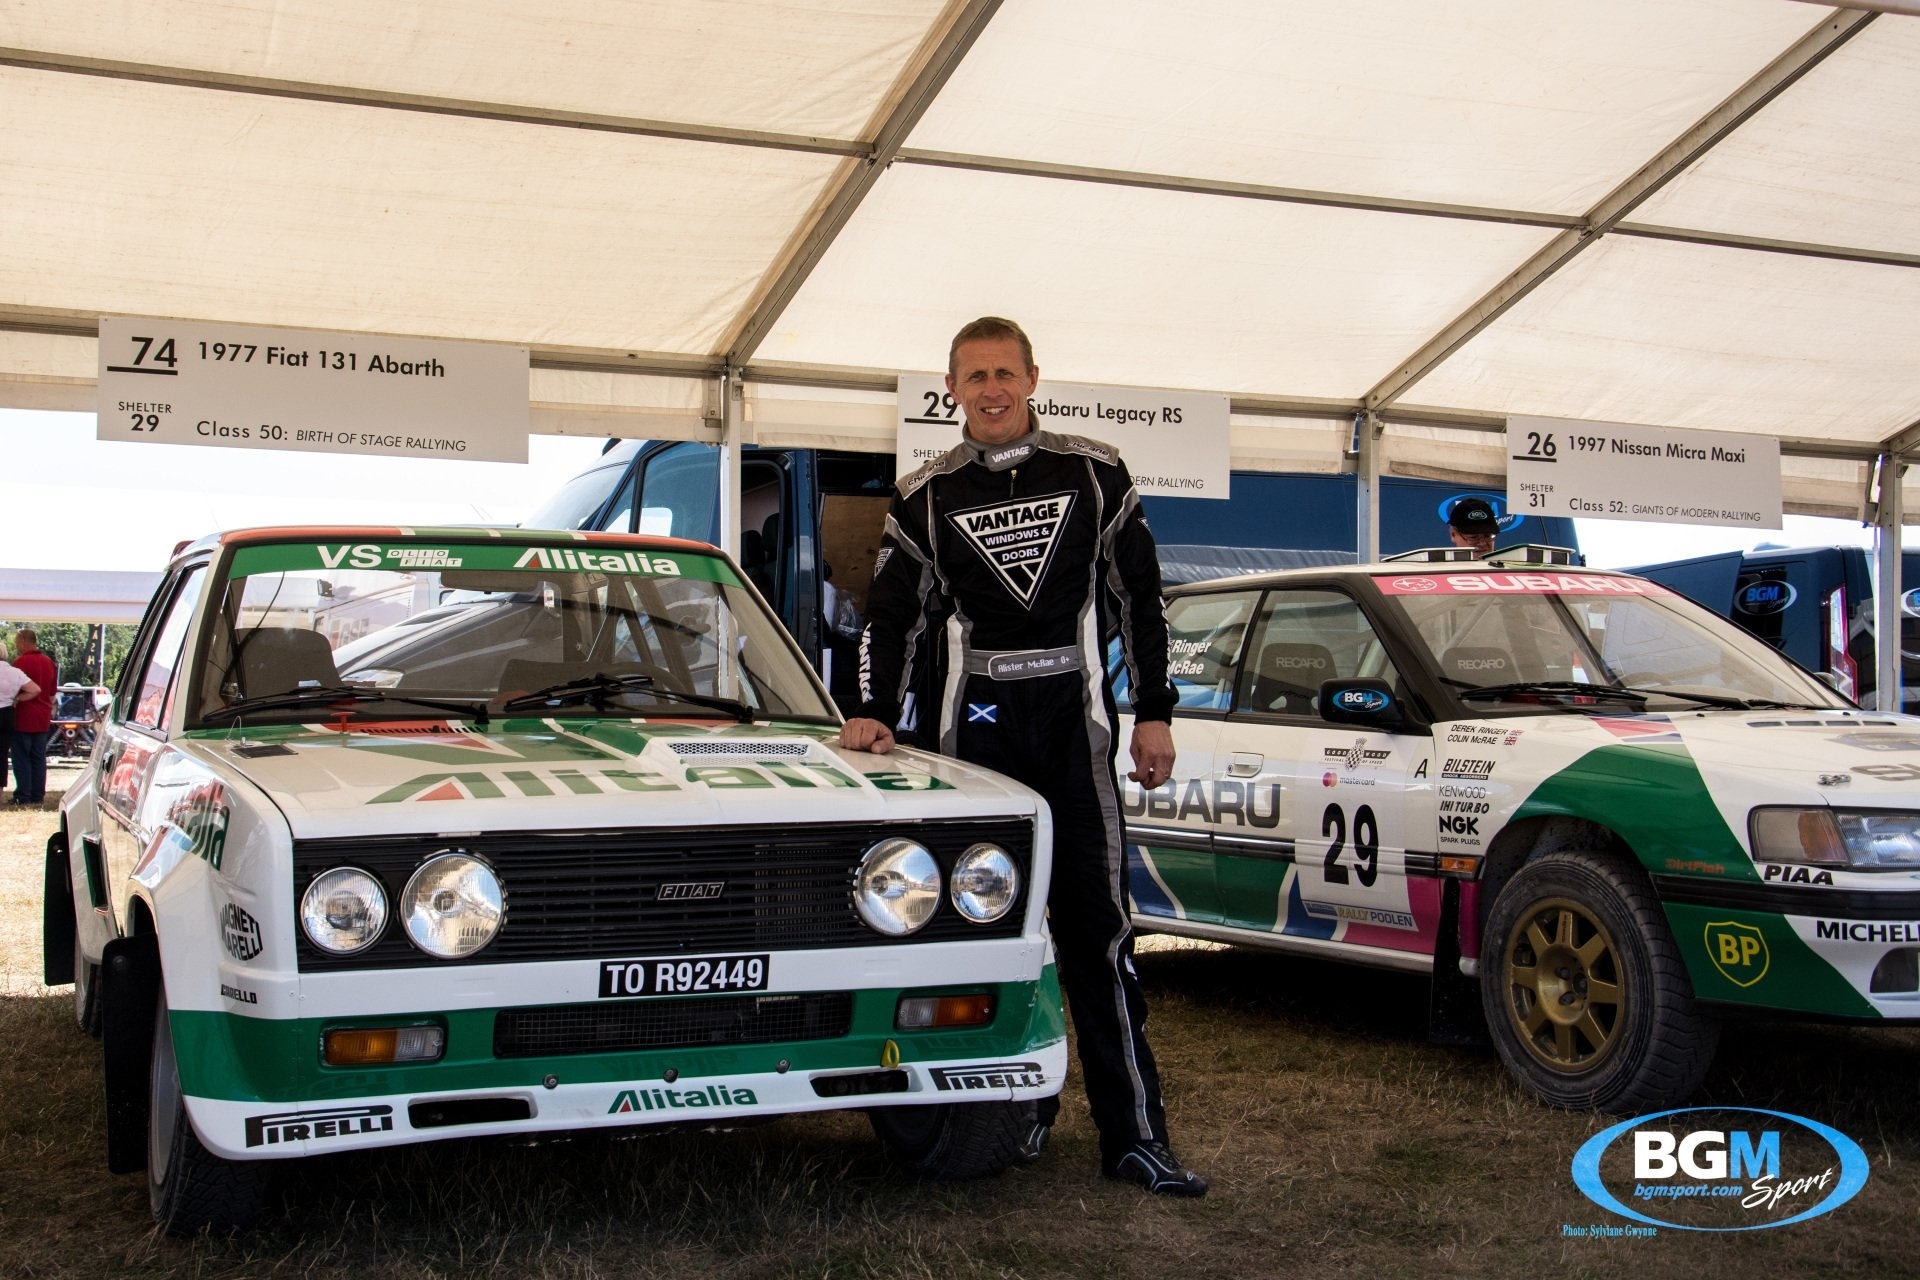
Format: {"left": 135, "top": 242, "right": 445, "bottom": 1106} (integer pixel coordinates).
{"left": 1113, "top": 549, "right": 1920, "bottom": 1113}
{"left": 43, "top": 527, "right": 1062, "bottom": 1234}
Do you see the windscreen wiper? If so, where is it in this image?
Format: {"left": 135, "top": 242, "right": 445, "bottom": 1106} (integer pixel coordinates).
{"left": 502, "top": 672, "right": 754, "bottom": 722}
{"left": 1456, "top": 680, "right": 1823, "bottom": 712}
{"left": 1456, "top": 680, "right": 1649, "bottom": 704}
{"left": 205, "top": 685, "right": 490, "bottom": 725}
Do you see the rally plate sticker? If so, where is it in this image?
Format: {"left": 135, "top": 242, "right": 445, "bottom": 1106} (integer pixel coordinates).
{"left": 598, "top": 954, "right": 770, "bottom": 998}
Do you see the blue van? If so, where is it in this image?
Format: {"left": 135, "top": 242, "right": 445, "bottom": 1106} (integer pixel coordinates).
{"left": 1631, "top": 544, "right": 1920, "bottom": 711}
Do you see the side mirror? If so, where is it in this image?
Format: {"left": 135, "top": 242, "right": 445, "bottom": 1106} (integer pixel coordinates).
{"left": 1320, "top": 678, "right": 1404, "bottom": 728}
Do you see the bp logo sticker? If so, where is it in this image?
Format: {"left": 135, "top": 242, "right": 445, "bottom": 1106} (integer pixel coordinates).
{"left": 1704, "top": 920, "right": 1769, "bottom": 988}
{"left": 1570, "top": 1107, "right": 1868, "bottom": 1232}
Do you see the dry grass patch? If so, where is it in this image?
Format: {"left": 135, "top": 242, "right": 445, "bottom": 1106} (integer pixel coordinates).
{"left": 4, "top": 797, "right": 1920, "bottom": 1276}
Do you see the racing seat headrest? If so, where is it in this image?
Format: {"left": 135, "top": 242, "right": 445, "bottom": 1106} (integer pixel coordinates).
{"left": 1249, "top": 642, "right": 1334, "bottom": 715}
{"left": 235, "top": 628, "right": 340, "bottom": 699}
{"left": 1439, "top": 645, "right": 1515, "bottom": 687}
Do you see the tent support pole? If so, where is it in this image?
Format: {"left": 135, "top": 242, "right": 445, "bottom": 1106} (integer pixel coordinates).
{"left": 1354, "top": 411, "right": 1381, "bottom": 562}
{"left": 1875, "top": 451, "right": 1905, "bottom": 711}
{"left": 718, "top": 367, "right": 744, "bottom": 560}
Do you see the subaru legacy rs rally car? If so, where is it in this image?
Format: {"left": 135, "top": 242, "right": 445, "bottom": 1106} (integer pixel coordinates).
{"left": 43, "top": 527, "right": 1062, "bottom": 1234}
{"left": 1112, "top": 548, "right": 1920, "bottom": 1112}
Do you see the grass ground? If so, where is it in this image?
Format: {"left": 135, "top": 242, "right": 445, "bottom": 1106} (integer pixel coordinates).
{"left": 3, "top": 776, "right": 1917, "bottom": 1278}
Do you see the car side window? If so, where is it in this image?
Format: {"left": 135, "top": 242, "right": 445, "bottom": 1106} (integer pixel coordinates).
{"left": 635, "top": 443, "right": 720, "bottom": 540}
{"left": 129, "top": 565, "right": 207, "bottom": 730}
{"left": 1236, "top": 588, "right": 1401, "bottom": 718}
{"left": 1114, "top": 590, "right": 1258, "bottom": 712}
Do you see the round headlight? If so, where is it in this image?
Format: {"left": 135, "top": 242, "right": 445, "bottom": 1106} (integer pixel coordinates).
{"left": 854, "top": 838, "right": 941, "bottom": 936}
{"left": 401, "top": 852, "right": 504, "bottom": 958}
{"left": 950, "top": 843, "right": 1020, "bottom": 923}
{"left": 300, "top": 867, "right": 388, "bottom": 954}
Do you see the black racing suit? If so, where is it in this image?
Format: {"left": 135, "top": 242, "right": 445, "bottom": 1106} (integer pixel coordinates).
{"left": 858, "top": 427, "right": 1177, "bottom": 1156}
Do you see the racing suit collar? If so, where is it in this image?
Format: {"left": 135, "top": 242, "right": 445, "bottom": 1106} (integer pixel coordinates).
{"left": 961, "top": 427, "right": 1037, "bottom": 472}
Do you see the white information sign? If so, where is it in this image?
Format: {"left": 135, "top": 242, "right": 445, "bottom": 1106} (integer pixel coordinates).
{"left": 896, "top": 375, "right": 1229, "bottom": 499}
{"left": 97, "top": 317, "right": 530, "bottom": 462}
{"left": 1507, "top": 414, "right": 1782, "bottom": 530}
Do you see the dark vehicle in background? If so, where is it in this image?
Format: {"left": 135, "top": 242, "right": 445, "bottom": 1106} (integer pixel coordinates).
{"left": 1632, "top": 544, "right": 1920, "bottom": 711}
{"left": 524, "top": 439, "right": 1582, "bottom": 713}
{"left": 48, "top": 683, "right": 107, "bottom": 760}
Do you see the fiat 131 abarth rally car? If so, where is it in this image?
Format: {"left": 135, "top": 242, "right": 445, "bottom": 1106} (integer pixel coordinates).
{"left": 42, "top": 526, "right": 1062, "bottom": 1234}
{"left": 1112, "top": 547, "right": 1920, "bottom": 1112}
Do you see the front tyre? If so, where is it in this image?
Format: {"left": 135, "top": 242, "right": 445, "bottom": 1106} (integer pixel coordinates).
{"left": 869, "top": 1099, "right": 1033, "bottom": 1180}
{"left": 149, "top": 987, "right": 263, "bottom": 1234}
{"left": 1481, "top": 852, "right": 1717, "bottom": 1113}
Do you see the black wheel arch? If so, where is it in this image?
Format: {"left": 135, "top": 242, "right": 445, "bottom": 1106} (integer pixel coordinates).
{"left": 101, "top": 903, "right": 161, "bottom": 1175}
{"left": 42, "top": 829, "right": 75, "bottom": 986}
{"left": 1475, "top": 816, "right": 1637, "bottom": 940}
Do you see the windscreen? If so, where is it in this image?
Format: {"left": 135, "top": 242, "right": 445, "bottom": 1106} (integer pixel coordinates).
{"left": 1375, "top": 570, "right": 1844, "bottom": 710}
{"left": 190, "top": 538, "right": 835, "bottom": 727}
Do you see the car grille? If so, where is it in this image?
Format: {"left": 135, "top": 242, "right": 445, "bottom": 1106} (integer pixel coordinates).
{"left": 291, "top": 818, "right": 1033, "bottom": 972}
{"left": 493, "top": 992, "right": 854, "bottom": 1058}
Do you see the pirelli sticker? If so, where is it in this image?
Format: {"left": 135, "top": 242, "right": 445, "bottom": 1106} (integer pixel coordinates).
{"left": 949, "top": 493, "right": 1075, "bottom": 606}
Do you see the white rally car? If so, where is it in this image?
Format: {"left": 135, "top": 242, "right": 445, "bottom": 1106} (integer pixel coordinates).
{"left": 43, "top": 526, "right": 1062, "bottom": 1234}
{"left": 1115, "top": 548, "right": 1920, "bottom": 1112}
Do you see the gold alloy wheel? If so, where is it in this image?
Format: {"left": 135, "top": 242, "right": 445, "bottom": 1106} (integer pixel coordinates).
{"left": 1502, "top": 895, "right": 1626, "bottom": 1074}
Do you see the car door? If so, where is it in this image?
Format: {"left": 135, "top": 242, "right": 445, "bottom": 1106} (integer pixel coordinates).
{"left": 1210, "top": 587, "right": 1442, "bottom": 960}
{"left": 97, "top": 562, "right": 208, "bottom": 928}
{"left": 1115, "top": 587, "right": 1259, "bottom": 927}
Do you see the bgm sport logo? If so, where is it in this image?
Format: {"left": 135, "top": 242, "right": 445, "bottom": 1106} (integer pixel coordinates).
{"left": 1568, "top": 1108, "right": 1868, "bottom": 1234}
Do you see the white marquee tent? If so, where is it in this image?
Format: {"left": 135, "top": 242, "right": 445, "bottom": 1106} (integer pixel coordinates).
{"left": 3, "top": 0, "right": 1919, "bottom": 532}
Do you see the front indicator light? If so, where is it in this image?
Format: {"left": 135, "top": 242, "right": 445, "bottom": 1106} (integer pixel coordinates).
{"left": 854, "top": 838, "right": 941, "bottom": 936}
{"left": 402, "top": 852, "right": 504, "bottom": 958}
{"left": 895, "top": 993, "right": 996, "bottom": 1029}
{"left": 1751, "top": 807, "right": 1920, "bottom": 869}
{"left": 324, "top": 1025, "right": 447, "bottom": 1065}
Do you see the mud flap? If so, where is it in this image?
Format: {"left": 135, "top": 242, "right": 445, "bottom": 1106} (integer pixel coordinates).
{"left": 1428, "top": 879, "right": 1489, "bottom": 1046}
{"left": 42, "top": 832, "right": 74, "bottom": 986}
{"left": 102, "top": 933, "right": 161, "bottom": 1174}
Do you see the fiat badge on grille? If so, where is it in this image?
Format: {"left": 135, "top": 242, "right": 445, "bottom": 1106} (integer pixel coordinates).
{"left": 657, "top": 881, "right": 726, "bottom": 901}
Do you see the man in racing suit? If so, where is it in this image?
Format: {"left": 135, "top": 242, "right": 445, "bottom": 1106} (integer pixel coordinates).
{"left": 839, "top": 317, "right": 1205, "bottom": 1197}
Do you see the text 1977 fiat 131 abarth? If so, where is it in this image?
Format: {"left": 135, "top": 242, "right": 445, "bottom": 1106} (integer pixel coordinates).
{"left": 1112, "top": 549, "right": 1920, "bottom": 1113}
{"left": 42, "top": 527, "right": 1062, "bottom": 1234}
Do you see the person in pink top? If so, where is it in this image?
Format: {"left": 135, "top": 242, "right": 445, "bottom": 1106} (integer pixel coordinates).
{"left": 10, "top": 629, "right": 56, "bottom": 805}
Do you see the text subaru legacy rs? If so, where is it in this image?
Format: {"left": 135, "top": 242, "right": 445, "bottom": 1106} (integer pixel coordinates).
{"left": 1114, "top": 549, "right": 1920, "bottom": 1111}
{"left": 43, "top": 526, "right": 1062, "bottom": 1233}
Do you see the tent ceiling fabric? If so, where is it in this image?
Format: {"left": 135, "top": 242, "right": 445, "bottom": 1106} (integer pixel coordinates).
{"left": 2, "top": 0, "right": 1918, "bottom": 492}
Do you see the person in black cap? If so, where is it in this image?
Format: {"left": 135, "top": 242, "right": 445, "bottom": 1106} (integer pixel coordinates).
{"left": 1447, "top": 497, "right": 1499, "bottom": 556}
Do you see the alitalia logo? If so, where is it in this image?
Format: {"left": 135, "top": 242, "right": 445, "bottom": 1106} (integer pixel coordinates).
{"left": 950, "top": 492, "right": 1075, "bottom": 606}
{"left": 609, "top": 1083, "right": 759, "bottom": 1113}
{"left": 513, "top": 547, "right": 683, "bottom": 575}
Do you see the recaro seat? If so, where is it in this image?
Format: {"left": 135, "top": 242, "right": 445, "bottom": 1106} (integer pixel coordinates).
{"left": 235, "top": 628, "right": 340, "bottom": 699}
{"left": 1248, "top": 642, "right": 1335, "bottom": 715}
{"left": 1438, "top": 645, "right": 1516, "bottom": 689}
